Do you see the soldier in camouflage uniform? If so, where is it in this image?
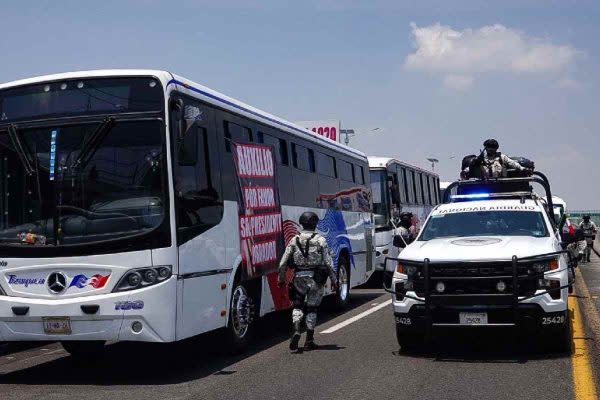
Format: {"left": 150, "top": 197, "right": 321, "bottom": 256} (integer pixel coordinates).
{"left": 278, "top": 212, "right": 337, "bottom": 351}
{"left": 463, "top": 139, "right": 527, "bottom": 178}
{"left": 579, "top": 215, "right": 597, "bottom": 262}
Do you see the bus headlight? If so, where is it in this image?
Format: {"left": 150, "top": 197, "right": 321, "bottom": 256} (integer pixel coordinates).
{"left": 113, "top": 266, "right": 172, "bottom": 292}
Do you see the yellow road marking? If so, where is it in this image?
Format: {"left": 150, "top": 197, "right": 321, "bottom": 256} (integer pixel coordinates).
{"left": 571, "top": 297, "right": 597, "bottom": 400}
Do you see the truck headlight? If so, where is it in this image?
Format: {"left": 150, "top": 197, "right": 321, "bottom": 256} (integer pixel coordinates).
{"left": 532, "top": 259, "right": 559, "bottom": 274}
{"left": 113, "top": 265, "right": 172, "bottom": 292}
{"left": 396, "top": 263, "right": 418, "bottom": 278}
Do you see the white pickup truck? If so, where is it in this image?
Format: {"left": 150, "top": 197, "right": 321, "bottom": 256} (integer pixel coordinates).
{"left": 386, "top": 174, "right": 574, "bottom": 352}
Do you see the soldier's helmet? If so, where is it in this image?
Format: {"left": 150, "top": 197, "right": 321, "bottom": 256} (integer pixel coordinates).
{"left": 299, "top": 212, "right": 319, "bottom": 231}
{"left": 483, "top": 139, "right": 499, "bottom": 150}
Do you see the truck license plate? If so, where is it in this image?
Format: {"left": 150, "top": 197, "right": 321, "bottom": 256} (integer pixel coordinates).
{"left": 43, "top": 317, "right": 72, "bottom": 334}
{"left": 459, "top": 312, "right": 488, "bottom": 325}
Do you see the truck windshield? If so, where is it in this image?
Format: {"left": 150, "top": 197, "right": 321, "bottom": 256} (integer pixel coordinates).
{"left": 0, "top": 120, "right": 166, "bottom": 247}
{"left": 370, "top": 170, "right": 388, "bottom": 226}
{"left": 420, "top": 211, "right": 549, "bottom": 241}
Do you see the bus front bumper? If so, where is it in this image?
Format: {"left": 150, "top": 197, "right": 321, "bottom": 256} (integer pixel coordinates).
{"left": 0, "top": 278, "right": 176, "bottom": 343}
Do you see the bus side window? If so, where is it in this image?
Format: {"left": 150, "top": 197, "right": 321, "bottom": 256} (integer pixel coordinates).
{"left": 426, "top": 176, "right": 433, "bottom": 205}
{"left": 356, "top": 165, "right": 365, "bottom": 185}
{"left": 173, "top": 101, "right": 223, "bottom": 244}
{"left": 390, "top": 173, "right": 401, "bottom": 211}
{"left": 292, "top": 143, "right": 315, "bottom": 172}
{"left": 224, "top": 121, "right": 252, "bottom": 152}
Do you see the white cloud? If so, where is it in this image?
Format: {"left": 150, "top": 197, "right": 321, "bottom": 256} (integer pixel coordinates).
{"left": 405, "top": 22, "right": 579, "bottom": 88}
{"left": 443, "top": 74, "right": 474, "bottom": 90}
{"left": 555, "top": 77, "right": 582, "bottom": 89}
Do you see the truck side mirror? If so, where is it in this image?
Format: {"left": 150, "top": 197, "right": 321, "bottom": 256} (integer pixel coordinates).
{"left": 393, "top": 235, "right": 406, "bottom": 248}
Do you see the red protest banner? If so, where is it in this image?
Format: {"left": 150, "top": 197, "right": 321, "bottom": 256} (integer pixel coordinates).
{"left": 232, "top": 142, "right": 284, "bottom": 279}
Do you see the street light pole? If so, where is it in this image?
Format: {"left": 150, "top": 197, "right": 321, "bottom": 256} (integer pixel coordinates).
{"left": 426, "top": 158, "right": 439, "bottom": 171}
{"left": 339, "top": 127, "right": 381, "bottom": 146}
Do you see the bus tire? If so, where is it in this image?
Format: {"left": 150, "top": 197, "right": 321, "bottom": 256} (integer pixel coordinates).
{"left": 61, "top": 341, "right": 105, "bottom": 358}
{"left": 332, "top": 255, "right": 350, "bottom": 310}
{"left": 225, "top": 279, "right": 256, "bottom": 353}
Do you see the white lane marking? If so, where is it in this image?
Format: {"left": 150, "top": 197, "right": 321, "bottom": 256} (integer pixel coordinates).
{"left": 321, "top": 299, "right": 392, "bottom": 334}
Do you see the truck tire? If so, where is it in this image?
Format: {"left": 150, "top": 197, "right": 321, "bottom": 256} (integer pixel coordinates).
{"left": 396, "top": 329, "right": 423, "bottom": 351}
{"left": 542, "top": 312, "right": 571, "bottom": 354}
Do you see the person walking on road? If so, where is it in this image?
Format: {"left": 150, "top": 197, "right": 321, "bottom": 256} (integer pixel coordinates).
{"left": 579, "top": 215, "right": 597, "bottom": 263}
{"left": 278, "top": 212, "right": 337, "bottom": 352}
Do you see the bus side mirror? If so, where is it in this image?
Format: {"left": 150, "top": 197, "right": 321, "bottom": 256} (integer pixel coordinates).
{"left": 170, "top": 98, "right": 185, "bottom": 138}
{"left": 170, "top": 99, "right": 198, "bottom": 166}
{"left": 393, "top": 235, "right": 406, "bottom": 248}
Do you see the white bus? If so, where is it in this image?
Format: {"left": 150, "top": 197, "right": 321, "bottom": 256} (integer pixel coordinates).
{"left": 368, "top": 157, "right": 440, "bottom": 272}
{"left": 0, "top": 70, "right": 374, "bottom": 355}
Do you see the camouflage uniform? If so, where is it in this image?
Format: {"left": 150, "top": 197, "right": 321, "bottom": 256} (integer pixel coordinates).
{"left": 465, "top": 151, "right": 525, "bottom": 178}
{"left": 579, "top": 221, "right": 597, "bottom": 262}
{"left": 278, "top": 231, "right": 336, "bottom": 333}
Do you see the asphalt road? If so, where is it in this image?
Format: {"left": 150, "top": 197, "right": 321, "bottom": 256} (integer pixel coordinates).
{"left": 1, "top": 264, "right": 599, "bottom": 400}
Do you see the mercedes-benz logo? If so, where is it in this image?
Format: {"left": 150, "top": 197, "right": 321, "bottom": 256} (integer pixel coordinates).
{"left": 47, "top": 272, "right": 67, "bottom": 294}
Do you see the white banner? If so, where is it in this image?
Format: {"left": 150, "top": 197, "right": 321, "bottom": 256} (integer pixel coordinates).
{"left": 295, "top": 120, "right": 340, "bottom": 143}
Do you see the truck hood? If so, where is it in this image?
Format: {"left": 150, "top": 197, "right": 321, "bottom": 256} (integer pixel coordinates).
{"left": 400, "top": 236, "right": 557, "bottom": 262}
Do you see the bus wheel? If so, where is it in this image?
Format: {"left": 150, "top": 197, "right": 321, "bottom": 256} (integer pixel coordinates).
{"left": 333, "top": 256, "right": 350, "bottom": 310}
{"left": 226, "top": 282, "right": 256, "bottom": 352}
{"left": 61, "top": 341, "right": 105, "bottom": 358}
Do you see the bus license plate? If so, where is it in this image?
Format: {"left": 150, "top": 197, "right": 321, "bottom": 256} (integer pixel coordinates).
{"left": 459, "top": 312, "right": 488, "bottom": 325}
{"left": 43, "top": 317, "right": 72, "bottom": 334}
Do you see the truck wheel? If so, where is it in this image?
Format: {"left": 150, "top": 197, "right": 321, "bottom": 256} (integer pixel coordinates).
{"left": 396, "top": 330, "right": 422, "bottom": 351}
{"left": 225, "top": 281, "right": 256, "bottom": 353}
{"left": 542, "top": 313, "right": 571, "bottom": 354}
{"left": 61, "top": 341, "right": 105, "bottom": 358}
{"left": 332, "top": 256, "right": 350, "bottom": 310}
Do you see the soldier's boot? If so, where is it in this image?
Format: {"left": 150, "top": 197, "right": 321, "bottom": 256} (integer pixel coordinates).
{"left": 290, "top": 314, "right": 303, "bottom": 351}
{"left": 304, "top": 330, "right": 318, "bottom": 350}
{"left": 289, "top": 332, "right": 301, "bottom": 351}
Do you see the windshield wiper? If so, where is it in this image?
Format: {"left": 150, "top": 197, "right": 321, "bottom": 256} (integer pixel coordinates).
{"left": 7, "top": 124, "right": 35, "bottom": 175}
{"left": 71, "top": 116, "right": 116, "bottom": 171}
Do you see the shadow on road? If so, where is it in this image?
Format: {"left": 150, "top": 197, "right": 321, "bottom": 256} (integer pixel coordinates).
{"left": 0, "top": 290, "right": 383, "bottom": 386}
{"left": 395, "top": 327, "right": 572, "bottom": 364}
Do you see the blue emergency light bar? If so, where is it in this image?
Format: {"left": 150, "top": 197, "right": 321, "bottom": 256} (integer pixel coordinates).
{"left": 450, "top": 193, "right": 491, "bottom": 200}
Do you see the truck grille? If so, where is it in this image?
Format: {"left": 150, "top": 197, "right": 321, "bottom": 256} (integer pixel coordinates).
{"left": 412, "top": 262, "right": 537, "bottom": 297}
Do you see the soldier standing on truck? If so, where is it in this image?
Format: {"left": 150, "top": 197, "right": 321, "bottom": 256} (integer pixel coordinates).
{"left": 462, "top": 139, "right": 528, "bottom": 179}
{"left": 278, "top": 212, "right": 338, "bottom": 351}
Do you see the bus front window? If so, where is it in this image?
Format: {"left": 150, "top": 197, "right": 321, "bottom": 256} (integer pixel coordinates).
{"left": 0, "top": 120, "right": 166, "bottom": 248}
{"left": 369, "top": 170, "right": 389, "bottom": 227}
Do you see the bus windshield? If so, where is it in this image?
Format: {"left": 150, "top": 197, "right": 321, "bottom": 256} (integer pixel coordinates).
{"left": 369, "top": 170, "right": 388, "bottom": 225}
{"left": 420, "top": 211, "right": 549, "bottom": 241}
{"left": 0, "top": 120, "right": 166, "bottom": 248}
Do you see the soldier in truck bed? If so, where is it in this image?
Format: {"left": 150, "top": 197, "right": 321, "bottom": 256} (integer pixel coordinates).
{"left": 462, "top": 139, "right": 529, "bottom": 179}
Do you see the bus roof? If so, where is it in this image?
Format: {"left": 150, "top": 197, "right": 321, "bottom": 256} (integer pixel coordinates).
{"left": 367, "top": 156, "right": 439, "bottom": 177}
{"left": 0, "top": 69, "right": 367, "bottom": 160}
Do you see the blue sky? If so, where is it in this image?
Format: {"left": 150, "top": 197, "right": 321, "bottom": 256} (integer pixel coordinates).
{"left": 1, "top": 0, "right": 599, "bottom": 208}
